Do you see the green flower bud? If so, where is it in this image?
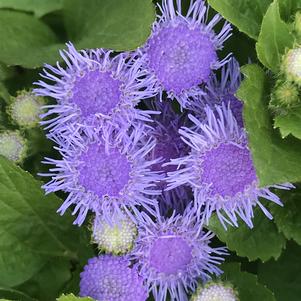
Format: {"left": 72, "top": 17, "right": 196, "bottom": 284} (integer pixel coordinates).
{"left": 191, "top": 281, "right": 239, "bottom": 301}
{"left": 92, "top": 215, "right": 137, "bottom": 255}
{"left": 270, "top": 80, "right": 300, "bottom": 110}
{"left": 281, "top": 48, "right": 301, "bottom": 85}
{"left": 0, "top": 131, "right": 27, "bottom": 163}
{"left": 8, "top": 91, "right": 43, "bottom": 128}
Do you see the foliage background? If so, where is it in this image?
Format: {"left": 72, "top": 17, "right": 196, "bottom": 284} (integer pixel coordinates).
{"left": 0, "top": 0, "right": 300, "bottom": 300}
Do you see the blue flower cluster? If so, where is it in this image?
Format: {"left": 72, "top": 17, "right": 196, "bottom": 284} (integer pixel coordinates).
{"left": 35, "top": 1, "right": 293, "bottom": 300}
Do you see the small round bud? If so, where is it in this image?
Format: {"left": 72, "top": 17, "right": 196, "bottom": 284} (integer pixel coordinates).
{"left": 92, "top": 215, "right": 137, "bottom": 255}
{"left": 281, "top": 48, "right": 301, "bottom": 85}
{"left": 192, "top": 281, "right": 239, "bottom": 301}
{"left": 8, "top": 91, "right": 43, "bottom": 128}
{"left": 270, "top": 80, "right": 300, "bottom": 110}
{"left": 0, "top": 131, "right": 27, "bottom": 163}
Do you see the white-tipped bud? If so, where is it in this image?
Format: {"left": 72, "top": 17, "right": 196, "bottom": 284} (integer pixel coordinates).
{"left": 281, "top": 48, "right": 301, "bottom": 85}
{"left": 8, "top": 91, "right": 43, "bottom": 128}
{"left": 0, "top": 131, "right": 27, "bottom": 163}
{"left": 192, "top": 281, "right": 239, "bottom": 301}
{"left": 92, "top": 215, "right": 137, "bottom": 255}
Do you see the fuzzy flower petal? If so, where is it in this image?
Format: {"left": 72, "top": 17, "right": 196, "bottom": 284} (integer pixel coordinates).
{"left": 80, "top": 255, "right": 148, "bottom": 301}
{"left": 35, "top": 43, "right": 158, "bottom": 144}
{"left": 166, "top": 105, "right": 293, "bottom": 228}
{"left": 40, "top": 124, "right": 163, "bottom": 225}
{"left": 146, "top": 99, "right": 191, "bottom": 214}
{"left": 141, "top": 0, "right": 232, "bottom": 107}
{"left": 189, "top": 58, "right": 243, "bottom": 126}
{"left": 131, "top": 205, "right": 228, "bottom": 301}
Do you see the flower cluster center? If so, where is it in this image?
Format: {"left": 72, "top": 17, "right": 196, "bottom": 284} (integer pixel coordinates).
{"left": 78, "top": 143, "right": 131, "bottom": 198}
{"left": 71, "top": 70, "right": 122, "bottom": 117}
{"left": 201, "top": 143, "right": 257, "bottom": 197}
{"left": 146, "top": 23, "right": 217, "bottom": 94}
{"left": 149, "top": 236, "right": 192, "bottom": 275}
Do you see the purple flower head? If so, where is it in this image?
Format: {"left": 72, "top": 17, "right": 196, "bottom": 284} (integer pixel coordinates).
{"left": 189, "top": 58, "right": 243, "bottom": 126}
{"left": 35, "top": 43, "right": 158, "bottom": 144}
{"left": 41, "top": 124, "right": 163, "bottom": 225}
{"left": 166, "top": 105, "right": 293, "bottom": 228}
{"left": 142, "top": 0, "right": 232, "bottom": 107}
{"left": 131, "top": 205, "right": 228, "bottom": 301}
{"left": 80, "top": 255, "right": 148, "bottom": 301}
{"left": 146, "top": 100, "right": 191, "bottom": 214}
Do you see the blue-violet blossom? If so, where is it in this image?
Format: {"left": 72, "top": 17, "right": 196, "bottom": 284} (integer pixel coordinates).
{"left": 35, "top": 43, "right": 157, "bottom": 144}
{"left": 141, "top": 0, "right": 232, "bottom": 107}
{"left": 80, "top": 255, "right": 148, "bottom": 301}
{"left": 166, "top": 105, "right": 293, "bottom": 228}
{"left": 131, "top": 205, "right": 227, "bottom": 301}
{"left": 41, "top": 125, "right": 162, "bottom": 225}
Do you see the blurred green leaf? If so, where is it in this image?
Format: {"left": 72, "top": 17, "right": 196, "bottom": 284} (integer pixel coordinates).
{"left": 269, "top": 188, "right": 301, "bottom": 245}
{"left": 221, "top": 263, "right": 276, "bottom": 301}
{"left": 256, "top": 0, "right": 294, "bottom": 72}
{"left": 0, "top": 288, "right": 36, "bottom": 301}
{"left": 258, "top": 241, "right": 301, "bottom": 301}
{"left": 0, "top": 0, "right": 63, "bottom": 18}
{"left": 274, "top": 107, "right": 301, "bottom": 139}
{"left": 0, "top": 82, "right": 10, "bottom": 102}
{"left": 16, "top": 258, "right": 71, "bottom": 301}
{"left": 279, "top": 0, "right": 301, "bottom": 21}
{"left": 63, "top": 0, "right": 155, "bottom": 51}
{"left": 237, "top": 64, "right": 301, "bottom": 186}
{"left": 208, "top": 208, "right": 286, "bottom": 262}
{"left": 0, "top": 156, "right": 80, "bottom": 287}
{"left": 208, "top": 0, "right": 272, "bottom": 40}
{"left": 0, "top": 10, "right": 64, "bottom": 68}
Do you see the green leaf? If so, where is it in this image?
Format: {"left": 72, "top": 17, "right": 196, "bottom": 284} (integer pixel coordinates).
{"left": 237, "top": 64, "right": 301, "bottom": 186}
{"left": 279, "top": 0, "right": 301, "bottom": 21}
{"left": 0, "top": 63, "right": 14, "bottom": 81}
{"left": 0, "top": 0, "right": 63, "bottom": 18}
{"left": 15, "top": 258, "right": 71, "bottom": 301}
{"left": 208, "top": 208, "right": 286, "bottom": 262}
{"left": 208, "top": 0, "right": 272, "bottom": 40}
{"left": 256, "top": 0, "right": 294, "bottom": 72}
{"left": 0, "top": 156, "right": 80, "bottom": 287}
{"left": 57, "top": 294, "right": 94, "bottom": 301}
{"left": 221, "top": 263, "right": 276, "bottom": 301}
{"left": 0, "top": 10, "right": 63, "bottom": 68}
{"left": 0, "top": 82, "right": 10, "bottom": 102}
{"left": 0, "top": 287, "right": 36, "bottom": 301}
{"left": 63, "top": 0, "right": 155, "bottom": 51}
{"left": 258, "top": 241, "right": 301, "bottom": 301}
{"left": 274, "top": 107, "right": 301, "bottom": 139}
{"left": 269, "top": 188, "right": 301, "bottom": 245}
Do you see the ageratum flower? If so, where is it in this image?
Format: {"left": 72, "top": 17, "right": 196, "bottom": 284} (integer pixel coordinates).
{"left": 166, "top": 105, "right": 293, "bottom": 228}
{"left": 41, "top": 125, "right": 162, "bottom": 225}
{"left": 192, "top": 281, "right": 238, "bottom": 301}
{"left": 141, "top": 0, "right": 232, "bottom": 107}
{"left": 92, "top": 213, "right": 137, "bottom": 255}
{"left": 189, "top": 58, "right": 243, "bottom": 126}
{"left": 0, "top": 131, "right": 27, "bottom": 163}
{"left": 147, "top": 100, "right": 191, "bottom": 214}
{"left": 35, "top": 43, "right": 157, "bottom": 143}
{"left": 80, "top": 255, "right": 148, "bottom": 301}
{"left": 131, "top": 205, "right": 227, "bottom": 301}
